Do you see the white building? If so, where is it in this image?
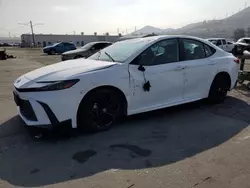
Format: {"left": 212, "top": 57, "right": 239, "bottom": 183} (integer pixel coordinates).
{"left": 21, "top": 34, "right": 121, "bottom": 47}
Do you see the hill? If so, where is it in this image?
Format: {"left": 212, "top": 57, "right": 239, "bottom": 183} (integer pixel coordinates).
{"left": 131, "top": 7, "right": 250, "bottom": 39}
{"left": 131, "top": 25, "right": 165, "bottom": 35}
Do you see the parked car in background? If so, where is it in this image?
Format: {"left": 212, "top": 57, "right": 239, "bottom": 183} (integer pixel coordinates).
{"left": 43, "top": 42, "right": 76, "bottom": 55}
{"left": 61, "top": 41, "right": 112, "bottom": 61}
{"left": 207, "top": 38, "right": 235, "bottom": 52}
{"left": 232, "top": 38, "right": 250, "bottom": 57}
{"left": 237, "top": 37, "right": 250, "bottom": 45}
{"left": 13, "top": 35, "right": 238, "bottom": 132}
{"left": 0, "top": 42, "right": 12, "bottom": 47}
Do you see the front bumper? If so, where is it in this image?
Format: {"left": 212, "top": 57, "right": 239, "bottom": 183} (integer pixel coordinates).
{"left": 13, "top": 88, "right": 82, "bottom": 129}
{"left": 61, "top": 55, "right": 72, "bottom": 61}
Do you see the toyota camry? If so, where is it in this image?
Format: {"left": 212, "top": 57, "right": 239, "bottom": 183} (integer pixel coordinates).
{"left": 13, "top": 35, "right": 239, "bottom": 132}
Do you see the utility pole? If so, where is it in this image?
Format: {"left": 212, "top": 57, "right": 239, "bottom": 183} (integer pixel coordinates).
{"left": 30, "top": 21, "right": 35, "bottom": 46}
{"left": 19, "top": 21, "right": 43, "bottom": 47}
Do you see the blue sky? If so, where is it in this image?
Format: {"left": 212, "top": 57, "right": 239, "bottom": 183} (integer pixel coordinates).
{"left": 0, "top": 0, "right": 250, "bottom": 37}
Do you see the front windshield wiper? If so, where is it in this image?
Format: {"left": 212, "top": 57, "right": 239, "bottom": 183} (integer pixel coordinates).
{"left": 104, "top": 52, "right": 115, "bottom": 62}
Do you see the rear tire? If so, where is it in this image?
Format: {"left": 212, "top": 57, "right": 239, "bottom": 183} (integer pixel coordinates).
{"left": 77, "top": 89, "right": 125, "bottom": 132}
{"left": 208, "top": 74, "right": 230, "bottom": 104}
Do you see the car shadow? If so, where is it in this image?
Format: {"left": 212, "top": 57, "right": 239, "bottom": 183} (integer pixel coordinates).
{"left": 0, "top": 97, "right": 249, "bottom": 187}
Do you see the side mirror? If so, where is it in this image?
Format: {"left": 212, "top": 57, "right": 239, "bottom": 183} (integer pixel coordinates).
{"left": 138, "top": 65, "right": 145, "bottom": 72}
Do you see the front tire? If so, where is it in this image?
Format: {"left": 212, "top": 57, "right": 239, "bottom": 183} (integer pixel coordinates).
{"left": 77, "top": 89, "right": 125, "bottom": 132}
{"left": 49, "top": 49, "right": 56, "bottom": 55}
{"left": 208, "top": 75, "right": 230, "bottom": 104}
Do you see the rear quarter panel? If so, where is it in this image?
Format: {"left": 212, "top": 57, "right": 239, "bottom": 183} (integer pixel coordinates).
{"left": 210, "top": 52, "right": 238, "bottom": 89}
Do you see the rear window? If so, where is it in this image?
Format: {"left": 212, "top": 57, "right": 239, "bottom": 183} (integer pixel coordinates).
{"left": 204, "top": 44, "right": 216, "bottom": 57}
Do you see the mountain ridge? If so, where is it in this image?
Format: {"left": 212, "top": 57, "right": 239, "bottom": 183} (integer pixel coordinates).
{"left": 130, "top": 7, "right": 250, "bottom": 39}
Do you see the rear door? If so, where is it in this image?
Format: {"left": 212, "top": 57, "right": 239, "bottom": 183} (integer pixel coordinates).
{"left": 179, "top": 38, "right": 217, "bottom": 100}
{"left": 63, "top": 43, "right": 74, "bottom": 52}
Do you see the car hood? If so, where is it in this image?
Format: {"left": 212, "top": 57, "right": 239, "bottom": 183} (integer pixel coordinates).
{"left": 43, "top": 46, "right": 53, "bottom": 50}
{"left": 63, "top": 48, "right": 87, "bottom": 55}
{"left": 235, "top": 42, "right": 250, "bottom": 46}
{"left": 21, "top": 59, "right": 117, "bottom": 82}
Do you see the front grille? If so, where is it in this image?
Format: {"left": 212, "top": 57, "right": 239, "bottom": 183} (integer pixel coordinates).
{"left": 19, "top": 99, "right": 37, "bottom": 121}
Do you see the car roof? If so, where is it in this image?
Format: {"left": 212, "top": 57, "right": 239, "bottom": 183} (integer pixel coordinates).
{"left": 122, "top": 35, "right": 209, "bottom": 43}
{"left": 89, "top": 41, "right": 112, "bottom": 44}
{"left": 207, "top": 38, "right": 225, "bottom": 40}
{"left": 239, "top": 37, "right": 250, "bottom": 40}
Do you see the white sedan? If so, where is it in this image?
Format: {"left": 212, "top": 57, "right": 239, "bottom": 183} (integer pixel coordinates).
{"left": 13, "top": 35, "right": 239, "bottom": 132}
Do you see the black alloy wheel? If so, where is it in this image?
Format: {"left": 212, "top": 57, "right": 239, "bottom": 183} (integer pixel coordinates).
{"left": 208, "top": 75, "right": 230, "bottom": 104}
{"left": 78, "top": 89, "right": 124, "bottom": 132}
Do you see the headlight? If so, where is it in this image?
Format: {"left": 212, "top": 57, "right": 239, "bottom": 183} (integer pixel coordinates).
{"left": 16, "top": 79, "right": 80, "bottom": 92}
{"left": 36, "top": 79, "right": 80, "bottom": 91}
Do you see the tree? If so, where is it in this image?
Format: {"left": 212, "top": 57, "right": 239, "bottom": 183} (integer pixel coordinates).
{"left": 106, "top": 32, "right": 109, "bottom": 36}
{"left": 94, "top": 32, "right": 97, "bottom": 36}
{"left": 234, "top": 28, "right": 245, "bottom": 41}
{"left": 81, "top": 32, "right": 84, "bottom": 35}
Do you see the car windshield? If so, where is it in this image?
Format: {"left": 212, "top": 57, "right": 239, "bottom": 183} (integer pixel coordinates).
{"left": 81, "top": 43, "right": 95, "bottom": 50}
{"left": 52, "top": 43, "right": 60, "bottom": 46}
{"left": 88, "top": 38, "right": 153, "bottom": 62}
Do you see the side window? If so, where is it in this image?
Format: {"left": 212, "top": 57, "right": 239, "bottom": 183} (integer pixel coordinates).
{"left": 245, "top": 39, "right": 250, "bottom": 44}
{"left": 204, "top": 44, "right": 216, "bottom": 57}
{"left": 104, "top": 43, "right": 112, "bottom": 47}
{"left": 57, "top": 43, "right": 63, "bottom": 47}
{"left": 222, "top": 40, "right": 226, "bottom": 45}
{"left": 227, "top": 42, "right": 232, "bottom": 45}
{"left": 216, "top": 40, "right": 222, "bottom": 46}
{"left": 182, "top": 39, "right": 206, "bottom": 60}
{"left": 134, "top": 39, "right": 179, "bottom": 66}
{"left": 95, "top": 43, "right": 107, "bottom": 50}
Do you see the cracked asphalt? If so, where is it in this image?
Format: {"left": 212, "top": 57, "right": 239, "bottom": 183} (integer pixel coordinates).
{"left": 0, "top": 48, "right": 250, "bottom": 188}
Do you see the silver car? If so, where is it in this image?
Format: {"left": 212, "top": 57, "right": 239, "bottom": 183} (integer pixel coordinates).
{"left": 61, "top": 41, "right": 112, "bottom": 61}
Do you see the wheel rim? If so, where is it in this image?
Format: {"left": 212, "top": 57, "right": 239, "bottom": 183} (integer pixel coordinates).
{"left": 89, "top": 93, "right": 120, "bottom": 128}
{"left": 216, "top": 85, "right": 227, "bottom": 99}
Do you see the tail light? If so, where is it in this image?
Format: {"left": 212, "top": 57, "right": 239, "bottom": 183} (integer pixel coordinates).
{"left": 234, "top": 59, "right": 240, "bottom": 64}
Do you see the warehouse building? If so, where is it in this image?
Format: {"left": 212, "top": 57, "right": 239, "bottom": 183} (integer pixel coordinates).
{"left": 21, "top": 34, "right": 121, "bottom": 47}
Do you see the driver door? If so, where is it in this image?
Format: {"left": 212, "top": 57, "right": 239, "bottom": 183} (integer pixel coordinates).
{"left": 128, "top": 38, "right": 185, "bottom": 113}
{"left": 56, "top": 43, "right": 65, "bottom": 53}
